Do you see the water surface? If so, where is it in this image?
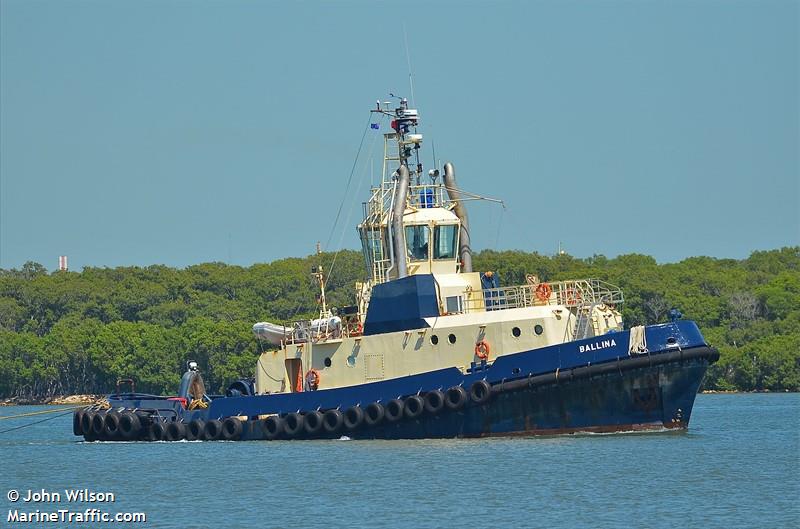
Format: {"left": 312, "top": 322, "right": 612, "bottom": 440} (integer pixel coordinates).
{"left": 1, "top": 394, "right": 797, "bottom": 528}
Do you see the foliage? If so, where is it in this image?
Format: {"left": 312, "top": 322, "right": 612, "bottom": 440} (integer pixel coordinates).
{"left": 0, "top": 246, "right": 797, "bottom": 398}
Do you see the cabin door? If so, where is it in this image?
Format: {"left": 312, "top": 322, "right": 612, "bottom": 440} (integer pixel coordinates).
{"left": 285, "top": 358, "right": 303, "bottom": 392}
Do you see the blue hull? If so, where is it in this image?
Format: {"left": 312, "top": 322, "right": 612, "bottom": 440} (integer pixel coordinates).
{"left": 77, "top": 321, "right": 718, "bottom": 441}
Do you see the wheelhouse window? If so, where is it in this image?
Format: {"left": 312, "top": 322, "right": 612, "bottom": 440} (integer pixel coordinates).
{"left": 405, "top": 225, "right": 429, "bottom": 261}
{"left": 433, "top": 224, "right": 458, "bottom": 260}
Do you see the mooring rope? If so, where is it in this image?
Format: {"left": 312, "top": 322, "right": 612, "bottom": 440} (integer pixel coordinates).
{"left": 0, "top": 408, "right": 78, "bottom": 435}
{"left": 0, "top": 406, "right": 83, "bottom": 420}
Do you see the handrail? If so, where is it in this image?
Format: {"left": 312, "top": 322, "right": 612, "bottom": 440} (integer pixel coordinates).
{"left": 465, "top": 278, "right": 624, "bottom": 314}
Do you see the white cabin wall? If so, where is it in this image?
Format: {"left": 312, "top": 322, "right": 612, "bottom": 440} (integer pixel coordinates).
{"left": 255, "top": 306, "right": 574, "bottom": 394}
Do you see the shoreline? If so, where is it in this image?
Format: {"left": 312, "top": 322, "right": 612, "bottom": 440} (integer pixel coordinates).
{"left": 0, "top": 395, "right": 106, "bottom": 407}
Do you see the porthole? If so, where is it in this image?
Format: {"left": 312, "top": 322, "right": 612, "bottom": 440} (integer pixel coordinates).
{"left": 534, "top": 324, "right": 544, "bottom": 335}
{"left": 512, "top": 327, "right": 521, "bottom": 338}
{"left": 512, "top": 367, "right": 521, "bottom": 375}
{"left": 430, "top": 335, "right": 439, "bottom": 345}
{"left": 324, "top": 357, "right": 332, "bottom": 367}
{"left": 667, "top": 337, "right": 677, "bottom": 345}
{"left": 448, "top": 334, "right": 457, "bottom": 344}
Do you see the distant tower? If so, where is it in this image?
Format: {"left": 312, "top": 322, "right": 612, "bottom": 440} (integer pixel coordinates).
{"left": 58, "top": 255, "right": 68, "bottom": 271}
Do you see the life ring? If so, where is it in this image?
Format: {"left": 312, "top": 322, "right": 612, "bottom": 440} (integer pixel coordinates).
{"left": 535, "top": 282, "right": 552, "bottom": 302}
{"left": 306, "top": 369, "right": 321, "bottom": 391}
{"left": 474, "top": 340, "right": 491, "bottom": 360}
{"left": 565, "top": 288, "right": 582, "bottom": 306}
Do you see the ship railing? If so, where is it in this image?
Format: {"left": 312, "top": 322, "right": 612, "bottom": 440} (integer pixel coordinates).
{"left": 364, "top": 182, "right": 450, "bottom": 220}
{"left": 464, "top": 278, "right": 624, "bottom": 313}
{"left": 407, "top": 183, "right": 447, "bottom": 209}
{"left": 281, "top": 317, "right": 343, "bottom": 346}
{"left": 371, "top": 258, "right": 391, "bottom": 285}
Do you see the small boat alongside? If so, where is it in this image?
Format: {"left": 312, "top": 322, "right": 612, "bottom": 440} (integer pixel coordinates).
{"left": 72, "top": 96, "right": 718, "bottom": 442}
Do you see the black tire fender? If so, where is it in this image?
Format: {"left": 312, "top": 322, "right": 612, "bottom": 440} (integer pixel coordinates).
{"left": 364, "top": 402, "right": 385, "bottom": 426}
{"left": 262, "top": 416, "right": 283, "bottom": 440}
{"left": 283, "top": 412, "right": 304, "bottom": 438}
{"left": 91, "top": 411, "right": 107, "bottom": 438}
{"left": 343, "top": 406, "right": 364, "bottom": 430}
{"left": 469, "top": 380, "right": 492, "bottom": 405}
{"left": 304, "top": 411, "right": 324, "bottom": 436}
{"left": 445, "top": 386, "right": 468, "bottom": 410}
{"left": 119, "top": 412, "right": 141, "bottom": 441}
{"left": 165, "top": 421, "right": 186, "bottom": 441}
{"left": 404, "top": 395, "right": 424, "bottom": 419}
{"left": 186, "top": 419, "right": 204, "bottom": 441}
{"left": 103, "top": 412, "right": 121, "bottom": 439}
{"left": 147, "top": 421, "right": 166, "bottom": 441}
{"left": 73, "top": 410, "right": 84, "bottom": 436}
{"left": 221, "top": 417, "right": 243, "bottom": 441}
{"left": 322, "top": 409, "right": 343, "bottom": 434}
{"left": 385, "top": 399, "right": 404, "bottom": 422}
{"left": 204, "top": 419, "right": 223, "bottom": 441}
{"left": 424, "top": 390, "right": 445, "bottom": 415}
{"left": 80, "top": 411, "right": 94, "bottom": 435}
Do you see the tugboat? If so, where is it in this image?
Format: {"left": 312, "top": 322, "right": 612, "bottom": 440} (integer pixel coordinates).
{"left": 72, "top": 97, "right": 719, "bottom": 442}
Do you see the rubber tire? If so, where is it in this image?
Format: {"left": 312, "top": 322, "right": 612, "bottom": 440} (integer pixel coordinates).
{"left": 91, "top": 411, "right": 107, "bottom": 438}
{"left": 445, "top": 386, "right": 468, "bottom": 410}
{"left": 204, "top": 419, "right": 223, "bottom": 441}
{"left": 221, "top": 417, "right": 243, "bottom": 441}
{"left": 118, "top": 412, "right": 141, "bottom": 441}
{"left": 343, "top": 406, "right": 364, "bottom": 430}
{"left": 385, "top": 399, "right": 404, "bottom": 422}
{"left": 104, "top": 412, "right": 121, "bottom": 439}
{"left": 147, "top": 422, "right": 166, "bottom": 441}
{"left": 322, "top": 410, "right": 343, "bottom": 434}
{"left": 262, "top": 416, "right": 283, "bottom": 440}
{"left": 469, "top": 380, "right": 492, "bottom": 405}
{"left": 283, "top": 412, "right": 304, "bottom": 438}
{"left": 404, "top": 395, "right": 424, "bottom": 419}
{"left": 80, "top": 410, "right": 93, "bottom": 435}
{"left": 73, "top": 410, "right": 84, "bottom": 436}
{"left": 304, "top": 411, "right": 324, "bottom": 436}
{"left": 186, "top": 420, "right": 205, "bottom": 441}
{"left": 424, "top": 390, "right": 445, "bottom": 415}
{"left": 165, "top": 421, "right": 186, "bottom": 441}
{"left": 364, "top": 402, "right": 385, "bottom": 426}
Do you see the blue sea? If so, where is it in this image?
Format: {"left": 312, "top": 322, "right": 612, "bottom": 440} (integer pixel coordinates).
{"left": 1, "top": 393, "right": 798, "bottom": 529}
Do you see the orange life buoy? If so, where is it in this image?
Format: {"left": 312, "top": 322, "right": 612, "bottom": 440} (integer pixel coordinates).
{"left": 565, "top": 288, "right": 582, "bottom": 306}
{"left": 535, "top": 282, "right": 552, "bottom": 302}
{"left": 305, "top": 369, "right": 321, "bottom": 391}
{"left": 474, "top": 340, "right": 491, "bottom": 360}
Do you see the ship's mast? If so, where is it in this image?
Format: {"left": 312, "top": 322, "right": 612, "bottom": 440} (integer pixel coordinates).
{"left": 371, "top": 97, "right": 424, "bottom": 184}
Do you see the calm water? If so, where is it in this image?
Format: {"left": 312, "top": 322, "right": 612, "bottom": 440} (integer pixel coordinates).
{"left": 1, "top": 394, "right": 798, "bottom": 529}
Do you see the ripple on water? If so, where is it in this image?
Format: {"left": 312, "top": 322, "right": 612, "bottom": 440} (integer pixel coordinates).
{"left": 0, "top": 395, "right": 797, "bottom": 529}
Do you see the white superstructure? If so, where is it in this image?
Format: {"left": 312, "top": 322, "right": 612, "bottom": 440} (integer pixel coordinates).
{"left": 254, "top": 98, "right": 625, "bottom": 395}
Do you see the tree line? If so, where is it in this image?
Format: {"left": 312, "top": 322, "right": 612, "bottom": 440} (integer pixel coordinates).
{"left": 0, "top": 247, "right": 797, "bottom": 398}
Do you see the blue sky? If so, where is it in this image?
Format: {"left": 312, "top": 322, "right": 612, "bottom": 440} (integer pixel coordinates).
{"left": 1, "top": 0, "right": 797, "bottom": 271}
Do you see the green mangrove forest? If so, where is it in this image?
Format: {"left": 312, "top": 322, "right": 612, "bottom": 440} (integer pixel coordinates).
{"left": 0, "top": 247, "right": 797, "bottom": 399}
